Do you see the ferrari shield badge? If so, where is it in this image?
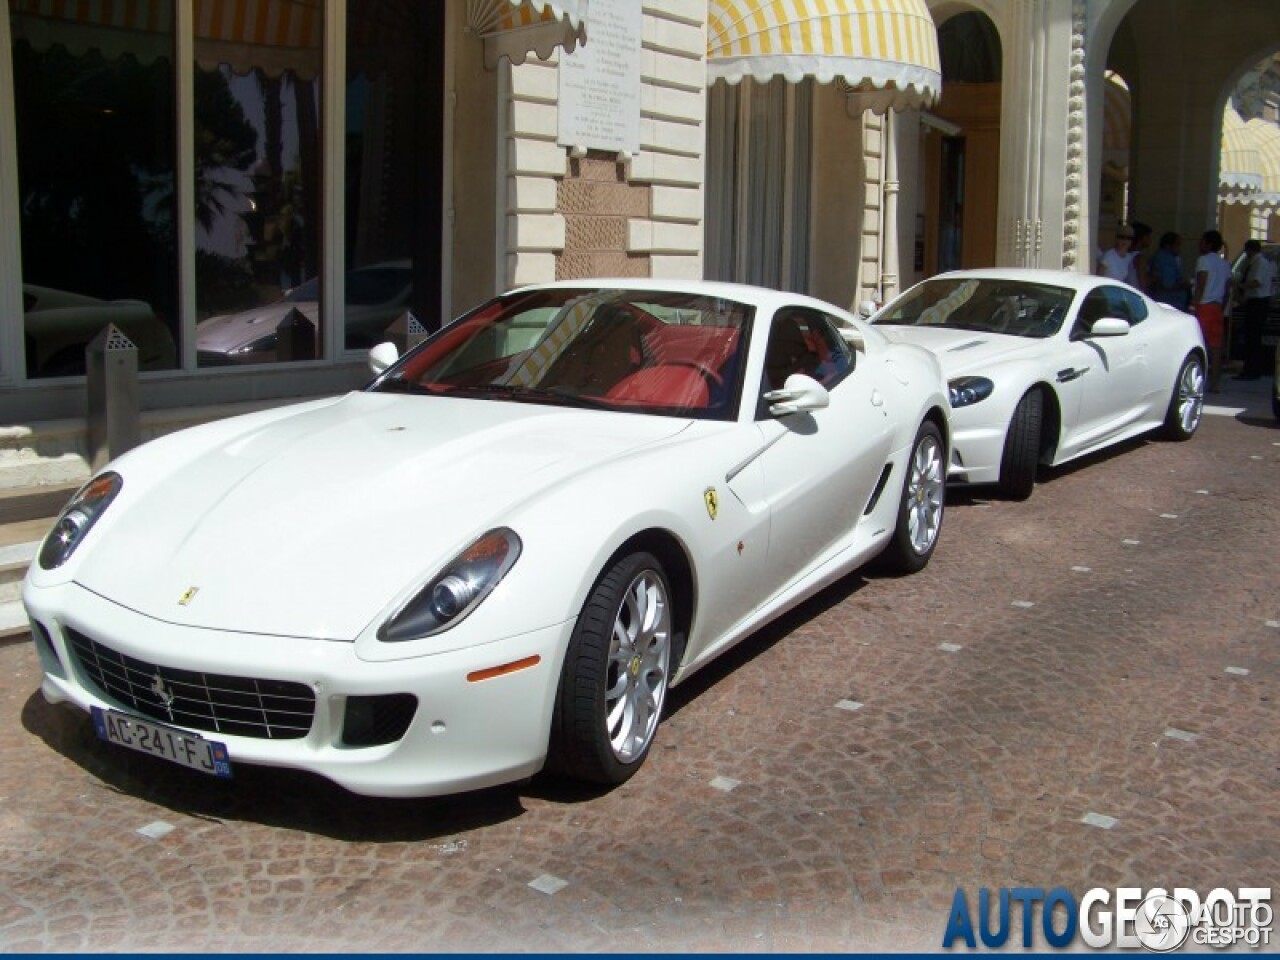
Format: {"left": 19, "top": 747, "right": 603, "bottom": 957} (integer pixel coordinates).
{"left": 703, "top": 486, "right": 719, "bottom": 520}
{"left": 178, "top": 586, "right": 199, "bottom": 606}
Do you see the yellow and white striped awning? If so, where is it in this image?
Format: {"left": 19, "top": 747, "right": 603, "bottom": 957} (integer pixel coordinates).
{"left": 467, "top": 0, "right": 586, "bottom": 67}
{"left": 10, "top": 0, "right": 323, "bottom": 76}
{"left": 1245, "top": 117, "right": 1280, "bottom": 213}
{"left": 706, "top": 0, "right": 941, "bottom": 113}
{"left": 11, "top": 1, "right": 586, "bottom": 75}
{"left": 1220, "top": 106, "right": 1265, "bottom": 205}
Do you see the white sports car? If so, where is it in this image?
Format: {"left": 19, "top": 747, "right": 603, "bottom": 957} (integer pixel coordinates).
{"left": 868, "top": 269, "right": 1206, "bottom": 499}
{"left": 25, "top": 280, "right": 950, "bottom": 798}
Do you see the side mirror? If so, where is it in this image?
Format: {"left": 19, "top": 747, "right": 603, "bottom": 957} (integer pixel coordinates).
{"left": 368, "top": 341, "right": 400, "bottom": 375}
{"left": 858, "top": 299, "right": 878, "bottom": 319}
{"left": 1087, "top": 316, "right": 1131, "bottom": 338}
{"left": 764, "top": 373, "right": 830, "bottom": 417}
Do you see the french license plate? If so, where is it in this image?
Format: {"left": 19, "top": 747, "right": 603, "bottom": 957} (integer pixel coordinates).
{"left": 92, "top": 707, "right": 232, "bottom": 779}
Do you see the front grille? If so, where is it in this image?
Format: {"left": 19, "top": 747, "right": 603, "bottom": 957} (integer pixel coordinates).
{"left": 67, "top": 628, "right": 315, "bottom": 740}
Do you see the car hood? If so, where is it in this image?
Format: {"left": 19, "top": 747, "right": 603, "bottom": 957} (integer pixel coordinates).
{"left": 74, "top": 392, "right": 690, "bottom": 641}
{"left": 873, "top": 325, "right": 1044, "bottom": 376}
{"left": 196, "top": 301, "right": 318, "bottom": 354}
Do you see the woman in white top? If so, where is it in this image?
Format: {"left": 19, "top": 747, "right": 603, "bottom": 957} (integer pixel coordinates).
{"left": 1097, "top": 227, "right": 1136, "bottom": 281}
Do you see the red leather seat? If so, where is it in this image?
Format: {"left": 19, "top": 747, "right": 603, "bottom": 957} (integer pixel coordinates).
{"left": 606, "top": 365, "right": 710, "bottom": 408}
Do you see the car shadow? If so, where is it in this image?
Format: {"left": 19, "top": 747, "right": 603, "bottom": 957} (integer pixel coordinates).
{"left": 1234, "top": 411, "right": 1279, "bottom": 429}
{"left": 20, "top": 690, "right": 529, "bottom": 842}
{"left": 663, "top": 570, "right": 870, "bottom": 721}
{"left": 1032, "top": 435, "right": 1150, "bottom": 486}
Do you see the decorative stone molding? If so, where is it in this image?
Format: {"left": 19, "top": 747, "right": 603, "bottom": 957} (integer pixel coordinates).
{"left": 1062, "top": 0, "right": 1087, "bottom": 269}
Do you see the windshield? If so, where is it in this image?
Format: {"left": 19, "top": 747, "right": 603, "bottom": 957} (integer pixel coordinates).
{"left": 873, "top": 278, "right": 1074, "bottom": 339}
{"left": 370, "top": 288, "right": 754, "bottom": 420}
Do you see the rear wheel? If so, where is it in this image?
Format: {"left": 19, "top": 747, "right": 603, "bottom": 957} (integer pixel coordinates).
{"left": 1161, "top": 354, "right": 1204, "bottom": 440}
{"left": 548, "top": 552, "right": 672, "bottom": 785}
{"left": 877, "top": 420, "right": 945, "bottom": 574}
{"left": 998, "top": 390, "right": 1043, "bottom": 500}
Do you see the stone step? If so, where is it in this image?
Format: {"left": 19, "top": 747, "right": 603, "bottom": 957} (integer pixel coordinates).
{"left": 0, "top": 484, "right": 77, "bottom": 525}
{"left": 0, "top": 396, "right": 300, "bottom": 491}
{"left": 0, "top": 539, "right": 39, "bottom": 606}
{"left": 0, "top": 598, "right": 28, "bottom": 640}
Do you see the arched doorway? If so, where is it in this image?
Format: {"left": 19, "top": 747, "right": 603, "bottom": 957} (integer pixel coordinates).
{"left": 923, "top": 9, "right": 1002, "bottom": 273}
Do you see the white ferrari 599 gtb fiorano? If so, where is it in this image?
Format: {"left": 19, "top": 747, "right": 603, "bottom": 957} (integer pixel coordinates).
{"left": 26, "top": 280, "right": 950, "bottom": 797}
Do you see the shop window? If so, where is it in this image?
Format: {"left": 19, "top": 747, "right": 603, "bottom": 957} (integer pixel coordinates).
{"left": 193, "top": 0, "right": 324, "bottom": 367}
{"left": 10, "top": 5, "right": 179, "bottom": 378}
{"left": 343, "top": 0, "right": 444, "bottom": 349}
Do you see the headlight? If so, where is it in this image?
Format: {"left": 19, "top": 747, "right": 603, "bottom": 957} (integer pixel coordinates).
{"left": 378, "top": 528, "right": 522, "bottom": 642}
{"left": 230, "top": 333, "right": 278, "bottom": 355}
{"left": 38, "top": 472, "right": 122, "bottom": 569}
{"left": 948, "top": 376, "right": 994, "bottom": 408}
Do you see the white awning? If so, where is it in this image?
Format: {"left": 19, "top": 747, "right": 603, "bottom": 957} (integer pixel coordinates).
{"left": 706, "top": 0, "right": 941, "bottom": 113}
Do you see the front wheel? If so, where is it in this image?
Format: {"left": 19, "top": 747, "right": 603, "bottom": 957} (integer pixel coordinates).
{"left": 1161, "top": 353, "right": 1205, "bottom": 441}
{"left": 877, "top": 420, "right": 946, "bottom": 574}
{"left": 998, "top": 390, "right": 1043, "bottom": 500}
{"left": 548, "top": 552, "right": 673, "bottom": 785}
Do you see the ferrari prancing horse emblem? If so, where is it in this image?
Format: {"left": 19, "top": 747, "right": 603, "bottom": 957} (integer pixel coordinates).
{"left": 178, "top": 586, "right": 199, "bottom": 606}
{"left": 703, "top": 487, "right": 718, "bottom": 520}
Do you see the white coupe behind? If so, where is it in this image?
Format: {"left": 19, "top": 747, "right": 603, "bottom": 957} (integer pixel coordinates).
{"left": 870, "top": 269, "right": 1206, "bottom": 499}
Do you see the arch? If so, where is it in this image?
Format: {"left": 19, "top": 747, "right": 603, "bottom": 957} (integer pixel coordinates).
{"left": 1086, "top": 0, "right": 1280, "bottom": 268}
{"left": 921, "top": 1, "right": 1005, "bottom": 272}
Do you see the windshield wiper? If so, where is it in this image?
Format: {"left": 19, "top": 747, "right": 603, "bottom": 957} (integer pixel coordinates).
{"left": 449, "top": 384, "right": 613, "bottom": 409}
{"left": 374, "top": 377, "right": 448, "bottom": 396}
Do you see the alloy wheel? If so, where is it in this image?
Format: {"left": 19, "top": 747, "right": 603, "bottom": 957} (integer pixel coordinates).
{"left": 605, "top": 570, "right": 671, "bottom": 763}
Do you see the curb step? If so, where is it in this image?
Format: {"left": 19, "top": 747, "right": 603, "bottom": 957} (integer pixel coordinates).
{"left": 0, "top": 483, "right": 77, "bottom": 525}
{"left": 0, "top": 599, "right": 28, "bottom": 641}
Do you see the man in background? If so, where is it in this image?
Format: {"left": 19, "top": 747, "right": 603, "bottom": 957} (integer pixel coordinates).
{"left": 1234, "top": 239, "right": 1275, "bottom": 381}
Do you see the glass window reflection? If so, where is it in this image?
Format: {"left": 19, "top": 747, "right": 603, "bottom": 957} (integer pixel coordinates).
{"left": 194, "top": 0, "right": 323, "bottom": 367}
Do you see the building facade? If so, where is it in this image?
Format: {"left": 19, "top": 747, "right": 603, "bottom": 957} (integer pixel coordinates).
{"left": 1, "top": 0, "right": 1278, "bottom": 426}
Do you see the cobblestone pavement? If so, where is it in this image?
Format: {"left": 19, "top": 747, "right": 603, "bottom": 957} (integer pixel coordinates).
{"left": 2, "top": 404, "right": 1277, "bottom": 953}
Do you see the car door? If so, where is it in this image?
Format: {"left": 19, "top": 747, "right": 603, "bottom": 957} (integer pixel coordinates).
{"left": 1057, "top": 285, "right": 1149, "bottom": 454}
{"left": 748, "top": 308, "right": 895, "bottom": 599}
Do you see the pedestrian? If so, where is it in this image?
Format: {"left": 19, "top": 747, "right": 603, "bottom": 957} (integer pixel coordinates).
{"left": 1234, "top": 239, "right": 1275, "bottom": 380}
{"left": 1127, "top": 221, "right": 1153, "bottom": 289}
{"left": 1190, "top": 229, "right": 1233, "bottom": 392}
{"left": 1148, "top": 232, "right": 1191, "bottom": 310}
{"left": 1097, "top": 225, "right": 1136, "bottom": 282}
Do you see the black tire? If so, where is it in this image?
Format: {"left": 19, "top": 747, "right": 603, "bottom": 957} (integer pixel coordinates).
{"left": 877, "top": 420, "right": 946, "bottom": 574}
{"left": 1161, "top": 353, "right": 1205, "bottom": 441}
{"left": 1273, "top": 391, "right": 1280, "bottom": 423}
{"left": 998, "top": 390, "right": 1043, "bottom": 500}
{"left": 548, "top": 551, "right": 674, "bottom": 785}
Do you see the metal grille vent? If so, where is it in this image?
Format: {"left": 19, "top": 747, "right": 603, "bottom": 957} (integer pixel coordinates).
{"left": 103, "top": 326, "right": 137, "bottom": 352}
{"left": 67, "top": 629, "right": 315, "bottom": 740}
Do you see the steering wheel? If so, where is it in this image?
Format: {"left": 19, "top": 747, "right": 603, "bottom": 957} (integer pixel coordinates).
{"left": 664, "top": 359, "right": 723, "bottom": 386}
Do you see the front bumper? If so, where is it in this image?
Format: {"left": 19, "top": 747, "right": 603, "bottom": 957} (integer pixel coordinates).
{"left": 945, "top": 417, "right": 1008, "bottom": 485}
{"left": 24, "top": 581, "right": 573, "bottom": 797}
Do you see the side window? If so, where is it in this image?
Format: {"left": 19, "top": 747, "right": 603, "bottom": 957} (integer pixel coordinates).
{"left": 760, "top": 308, "right": 853, "bottom": 399}
{"left": 1074, "top": 287, "right": 1136, "bottom": 336}
{"left": 1073, "top": 290, "right": 1110, "bottom": 337}
{"left": 1118, "top": 288, "right": 1148, "bottom": 324}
